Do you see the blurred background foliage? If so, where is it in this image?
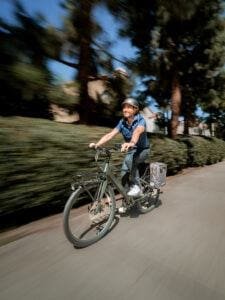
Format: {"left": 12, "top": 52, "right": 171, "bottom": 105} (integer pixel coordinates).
{"left": 0, "top": 117, "right": 123, "bottom": 228}
{"left": 1, "top": 0, "right": 225, "bottom": 228}
{"left": 1, "top": 117, "right": 225, "bottom": 229}
{"left": 1, "top": 0, "right": 225, "bottom": 134}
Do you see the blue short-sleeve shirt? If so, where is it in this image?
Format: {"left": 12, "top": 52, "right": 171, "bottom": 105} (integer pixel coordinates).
{"left": 116, "top": 114, "right": 149, "bottom": 149}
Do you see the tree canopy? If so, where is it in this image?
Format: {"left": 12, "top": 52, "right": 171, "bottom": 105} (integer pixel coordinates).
{"left": 1, "top": 0, "right": 225, "bottom": 138}
{"left": 109, "top": 0, "right": 225, "bottom": 138}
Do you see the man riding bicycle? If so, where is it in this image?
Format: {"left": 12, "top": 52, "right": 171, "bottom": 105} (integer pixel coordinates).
{"left": 89, "top": 98, "right": 150, "bottom": 210}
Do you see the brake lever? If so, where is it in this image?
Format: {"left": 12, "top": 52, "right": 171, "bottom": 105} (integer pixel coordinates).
{"left": 114, "top": 143, "right": 122, "bottom": 150}
{"left": 95, "top": 148, "right": 100, "bottom": 161}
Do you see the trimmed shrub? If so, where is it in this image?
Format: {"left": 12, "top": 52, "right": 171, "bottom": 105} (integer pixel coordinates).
{"left": 150, "top": 136, "right": 188, "bottom": 175}
{"left": 0, "top": 117, "right": 122, "bottom": 225}
{"left": 1, "top": 117, "right": 225, "bottom": 228}
{"left": 180, "top": 136, "right": 225, "bottom": 166}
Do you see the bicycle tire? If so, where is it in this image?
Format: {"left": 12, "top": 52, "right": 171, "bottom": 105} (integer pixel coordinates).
{"left": 137, "top": 164, "right": 160, "bottom": 213}
{"left": 63, "top": 184, "right": 116, "bottom": 248}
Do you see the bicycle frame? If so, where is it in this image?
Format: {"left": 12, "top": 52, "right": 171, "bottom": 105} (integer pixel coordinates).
{"left": 98, "top": 156, "right": 130, "bottom": 203}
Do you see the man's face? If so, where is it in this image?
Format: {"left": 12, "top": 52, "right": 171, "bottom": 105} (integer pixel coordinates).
{"left": 122, "top": 104, "right": 137, "bottom": 118}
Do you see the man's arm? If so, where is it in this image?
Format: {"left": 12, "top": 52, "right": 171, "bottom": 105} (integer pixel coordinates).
{"left": 130, "top": 126, "right": 145, "bottom": 145}
{"left": 89, "top": 128, "right": 119, "bottom": 148}
{"left": 121, "top": 126, "right": 145, "bottom": 152}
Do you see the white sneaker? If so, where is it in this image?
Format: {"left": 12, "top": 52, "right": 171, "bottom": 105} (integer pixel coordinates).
{"left": 127, "top": 185, "right": 141, "bottom": 197}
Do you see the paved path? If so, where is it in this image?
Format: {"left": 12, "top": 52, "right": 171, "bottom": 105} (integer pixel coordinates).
{"left": 1, "top": 161, "right": 225, "bottom": 300}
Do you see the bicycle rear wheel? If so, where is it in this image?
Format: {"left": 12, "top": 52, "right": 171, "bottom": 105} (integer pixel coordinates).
{"left": 63, "top": 184, "right": 116, "bottom": 248}
{"left": 137, "top": 164, "right": 160, "bottom": 213}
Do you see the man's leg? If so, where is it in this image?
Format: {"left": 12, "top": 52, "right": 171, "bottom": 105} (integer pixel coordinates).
{"left": 119, "top": 152, "right": 135, "bottom": 213}
{"left": 130, "top": 149, "right": 149, "bottom": 186}
{"left": 121, "top": 149, "right": 149, "bottom": 197}
{"left": 121, "top": 151, "right": 134, "bottom": 187}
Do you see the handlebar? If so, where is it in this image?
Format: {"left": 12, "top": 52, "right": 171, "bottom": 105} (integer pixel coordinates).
{"left": 90, "top": 143, "right": 137, "bottom": 162}
{"left": 93, "top": 144, "right": 120, "bottom": 162}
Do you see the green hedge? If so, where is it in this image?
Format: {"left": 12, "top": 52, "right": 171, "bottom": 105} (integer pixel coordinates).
{"left": 0, "top": 117, "right": 123, "bottom": 226}
{"left": 180, "top": 136, "right": 225, "bottom": 166}
{"left": 150, "top": 136, "right": 188, "bottom": 174}
{"left": 0, "top": 117, "right": 225, "bottom": 228}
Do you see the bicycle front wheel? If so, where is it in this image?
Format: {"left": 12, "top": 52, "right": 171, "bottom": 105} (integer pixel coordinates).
{"left": 63, "top": 184, "right": 116, "bottom": 248}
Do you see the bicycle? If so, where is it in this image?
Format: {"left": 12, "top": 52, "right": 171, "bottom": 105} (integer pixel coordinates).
{"left": 63, "top": 145, "right": 165, "bottom": 248}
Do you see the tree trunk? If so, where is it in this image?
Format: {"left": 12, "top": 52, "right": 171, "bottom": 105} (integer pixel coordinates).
{"left": 169, "top": 76, "right": 182, "bottom": 139}
{"left": 77, "top": 1, "right": 96, "bottom": 124}
{"left": 183, "top": 116, "right": 189, "bottom": 135}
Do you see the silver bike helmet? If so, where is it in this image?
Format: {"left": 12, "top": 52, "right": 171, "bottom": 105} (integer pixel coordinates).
{"left": 114, "top": 67, "right": 129, "bottom": 77}
{"left": 121, "top": 98, "right": 139, "bottom": 109}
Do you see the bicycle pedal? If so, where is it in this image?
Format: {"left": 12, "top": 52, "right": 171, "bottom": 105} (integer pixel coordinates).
{"left": 90, "top": 213, "right": 109, "bottom": 224}
{"left": 118, "top": 206, "right": 127, "bottom": 214}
